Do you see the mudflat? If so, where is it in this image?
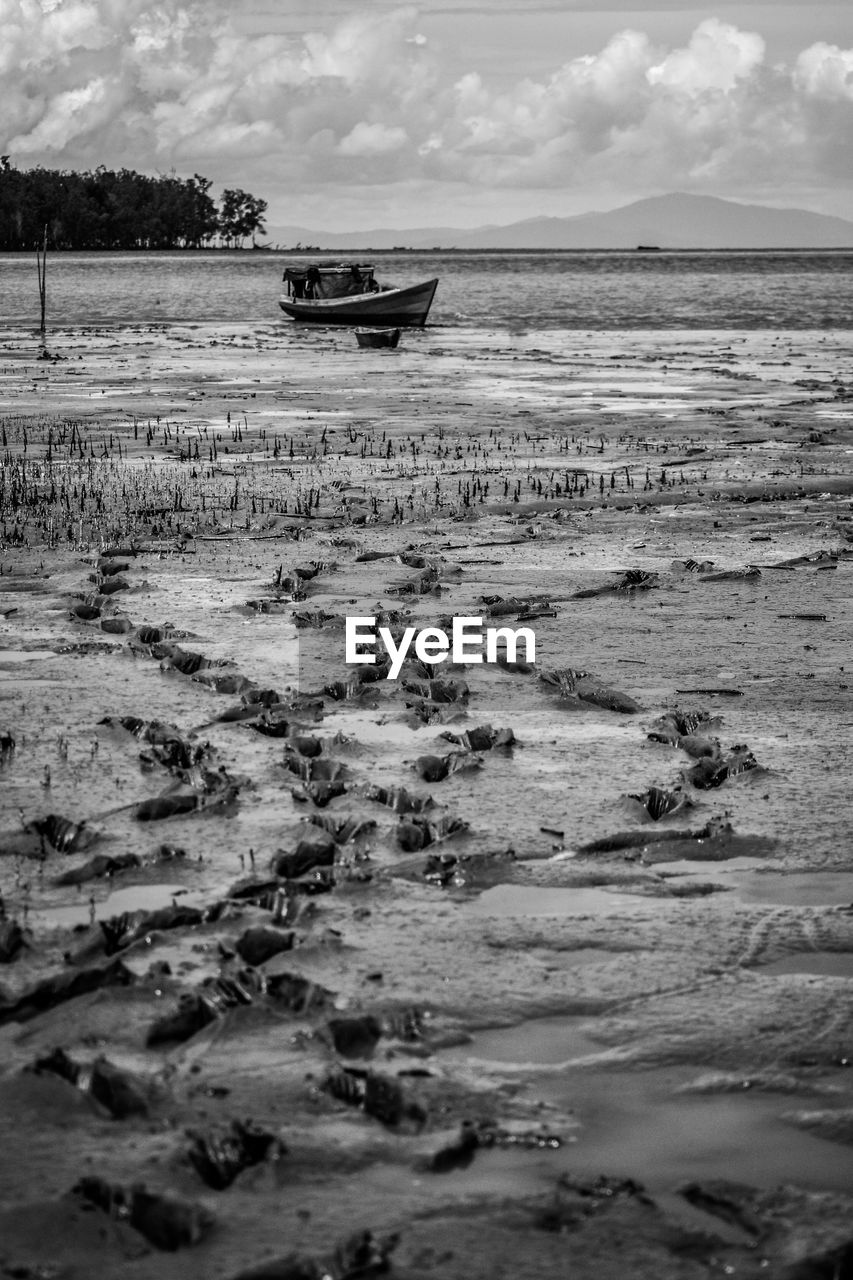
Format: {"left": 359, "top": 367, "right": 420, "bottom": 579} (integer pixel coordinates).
{"left": 1, "top": 319, "right": 852, "bottom": 1279}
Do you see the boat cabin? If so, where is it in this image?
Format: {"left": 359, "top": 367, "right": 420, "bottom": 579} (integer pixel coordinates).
{"left": 282, "top": 263, "right": 380, "bottom": 301}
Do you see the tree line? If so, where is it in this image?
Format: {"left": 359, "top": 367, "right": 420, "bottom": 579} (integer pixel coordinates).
{"left": 0, "top": 160, "right": 268, "bottom": 251}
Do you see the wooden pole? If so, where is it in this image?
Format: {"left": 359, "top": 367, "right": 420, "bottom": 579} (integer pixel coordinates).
{"left": 36, "top": 225, "right": 47, "bottom": 346}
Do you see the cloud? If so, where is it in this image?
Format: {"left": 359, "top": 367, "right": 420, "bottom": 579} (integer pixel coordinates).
{"left": 794, "top": 42, "right": 853, "bottom": 99}
{"left": 0, "top": 2, "right": 851, "bottom": 215}
{"left": 647, "top": 19, "right": 765, "bottom": 92}
{"left": 338, "top": 122, "right": 409, "bottom": 155}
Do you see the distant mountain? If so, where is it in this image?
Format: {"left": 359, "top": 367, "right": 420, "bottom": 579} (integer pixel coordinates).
{"left": 265, "top": 193, "right": 853, "bottom": 251}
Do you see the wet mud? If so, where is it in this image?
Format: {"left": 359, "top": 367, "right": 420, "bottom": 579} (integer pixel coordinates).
{"left": 1, "top": 321, "right": 852, "bottom": 1277}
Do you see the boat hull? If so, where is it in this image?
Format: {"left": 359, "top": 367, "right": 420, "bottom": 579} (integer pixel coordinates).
{"left": 279, "top": 278, "right": 437, "bottom": 327}
{"left": 356, "top": 328, "right": 401, "bottom": 348}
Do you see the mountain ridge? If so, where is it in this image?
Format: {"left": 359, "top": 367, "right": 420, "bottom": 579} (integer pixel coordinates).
{"left": 264, "top": 193, "right": 853, "bottom": 251}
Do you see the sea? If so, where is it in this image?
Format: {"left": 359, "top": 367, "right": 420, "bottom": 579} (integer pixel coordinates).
{"left": 1, "top": 249, "right": 852, "bottom": 330}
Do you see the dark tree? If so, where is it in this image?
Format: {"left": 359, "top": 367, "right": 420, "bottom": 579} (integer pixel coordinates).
{"left": 218, "top": 188, "right": 268, "bottom": 247}
{"left": 0, "top": 162, "right": 265, "bottom": 251}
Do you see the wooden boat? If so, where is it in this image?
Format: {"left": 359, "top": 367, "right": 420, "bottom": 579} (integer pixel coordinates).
{"left": 356, "top": 328, "right": 401, "bottom": 349}
{"left": 279, "top": 263, "right": 437, "bottom": 327}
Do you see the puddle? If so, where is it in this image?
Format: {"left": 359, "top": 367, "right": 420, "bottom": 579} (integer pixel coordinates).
{"left": 664, "top": 867, "right": 853, "bottom": 907}
{"left": 542, "top": 1063, "right": 853, "bottom": 1197}
{"left": 761, "top": 951, "right": 853, "bottom": 978}
{"left": 32, "top": 883, "right": 197, "bottom": 929}
{"left": 466, "top": 884, "right": 662, "bottom": 917}
{"left": 439, "top": 1016, "right": 605, "bottom": 1067}
{"left": 0, "top": 650, "right": 57, "bottom": 664}
{"left": 439, "top": 1034, "right": 853, "bottom": 1198}
{"left": 661, "top": 857, "right": 768, "bottom": 876}
{"left": 728, "top": 872, "right": 853, "bottom": 908}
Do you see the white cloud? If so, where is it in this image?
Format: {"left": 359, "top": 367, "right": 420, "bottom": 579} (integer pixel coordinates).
{"left": 0, "top": 2, "right": 850, "bottom": 217}
{"left": 794, "top": 42, "right": 853, "bottom": 100}
{"left": 338, "top": 122, "right": 409, "bottom": 155}
{"left": 647, "top": 18, "right": 765, "bottom": 93}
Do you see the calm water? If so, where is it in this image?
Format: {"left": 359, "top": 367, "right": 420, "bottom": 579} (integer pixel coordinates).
{"left": 1, "top": 249, "right": 851, "bottom": 330}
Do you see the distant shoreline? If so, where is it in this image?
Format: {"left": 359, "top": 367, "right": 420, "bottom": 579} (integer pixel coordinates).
{"left": 1, "top": 244, "right": 851, "bottom": 255}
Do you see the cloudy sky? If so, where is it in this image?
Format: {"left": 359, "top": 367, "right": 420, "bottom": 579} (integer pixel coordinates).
{"left": 2, "top": 0, "right": 851, "bottom": 231}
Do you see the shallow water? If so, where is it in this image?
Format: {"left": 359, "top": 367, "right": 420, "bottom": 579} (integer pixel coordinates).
{"left": 761, "top": 951, "right": 853, "bottom": 978}
{"left": 464, "top": 884, "right": 655, "bottom": 917}
{"left": 1, "top": 249, "right": 851, "bottom": 329}
{"left": 668, "top": 868, "right": 853, "bottom": 907}
{"left": 439, "top": 1016, "right": 606, "bottom": 1067}
{"left": 439, "top": 1028, "right": 853, "bottom": 1196}
{"left": 31, "top": 882, "right": 198, "bottom": 929}
{"left": 549, "top": 1067, "right": 853, "bottom": 1197}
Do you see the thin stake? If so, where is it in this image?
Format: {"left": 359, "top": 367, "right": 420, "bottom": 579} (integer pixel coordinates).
{"left": 36, "top": 225, "right": 48, "bottom": 346}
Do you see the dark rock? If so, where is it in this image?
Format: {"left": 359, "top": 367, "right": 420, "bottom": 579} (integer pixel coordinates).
{"left": 69, "top": 602, "right": 101, "bottom": 621}
{"left": 414, "top": 751, "right": 481, "bottom": 782}
{"left": 267, "top": 972, "right": 333, "bottom": 1015}
{"left": 227, "top": 876, "right": 281, "bottom": 903}
{"left": 423, "top": 848, "right": 515, "bottom": 890}
{"left": 28, "top": 1046, "right": 81, "bottom": 1084}
{"left": 162, "top": 647, "right": 208, "bottom": 675}
{"left": 541, "top": 668, "right": 641, "bottom": 714}
{"left": 235, "top": 926, "right": 295, "bottom": 967}
{"left": 98, "top": 576, "right": 130, "bottom": 594}
{"left": 537, "top": 1173, "right": 653, "bottom": 1232}
{"left": 299, "top": 780, "right": 347, "bottom": 807}
{"left": 441, "top": 724, "right": 515, "bottom": 751}
{"left": 54, "top": 852, "right": 141, "bottom": 886}
{"left": 128, "top": 1186, "right": 214, "bottom": 1250}
{"left": 403, "top": 678, "right": 469, "bottom": 704}
{"left": 672, "top": 558, "right": 715, "bottom": 573}
{"left": 194, "top": 670, "right": 254, "bottom": 696}
{"left": 686, "top": 747, "right": 759, "bottom": 790}
{"left": 332, "top": 1229, "right": 397, "bottom": 1278}
{"left": 429, "top": 1121, "right": 480, "bottom": 1172}
{"left": 187, "top": 1119, "right": 285, "bottom": 1190}
{"left": 627, "top": 786, "right": 691, "bottom": 821}
{"left": 0, "top": 918, "right": 25, "bottom": 962}
{"left": 271, "top": 835, "right": 336, "bottom": 879}
{"left": 100, "top": 615, "right": 134, "bottom": 634}
{"left": 572, "top": 569, "right": 659, "bottom": 598}
{"left": 679, "top": 1180, "right": 763, "bottom": 1236}
{"left": 307, "top": 814, "right": 376, "bottom": 845}
{"left": 323, "top": 1068, "right": 366, "bottom": 1108}
{"left": 397, "top": 814, "right": 468, "bottom": 852}
{"left": 135, "top": 793, "right": 200, "bottom": 821}
{"left": 135, "top": 625, "right": 171, "bottom": 644}
{"left": 25, "top": 813, "right": 97, "bottom": 855}
{"left": 147, "top": 992, "right": 219, "bottom": 1047}
{"left": 284, "top": 756, "right": 344, "bottom": 784}
{"left": 366, "top": 784, "right": 434, "bottom": 814}
{"left": 76, "top": 903, "right": 203, "bottom": 959}
{"left": 140, "top": 904, "right": 203, "bottom": 934}
{"left": 156, "top": 843, "right": 187, "bottom": 861}
{"left": 147, "top": 969, "right": 266, "bottom": 1046}
{"left": 700, "top": 566, "right": 761, "bottom": 581}
{"left": 90, "top": 1056, "right": 150, "bottom": 1118}
{"left": 327, "top": 1015, "right": 383, "bottom": 1059}
{"left": 364, "top": 1072, "right": 426, "bottom": 1129}
{"left": 0, "top": 958, "right": 134, "bottom": 1026}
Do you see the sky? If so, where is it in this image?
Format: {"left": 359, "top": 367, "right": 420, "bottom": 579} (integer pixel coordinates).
{"left": 1, "top": 0, "right": 852, "bottom": 232}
